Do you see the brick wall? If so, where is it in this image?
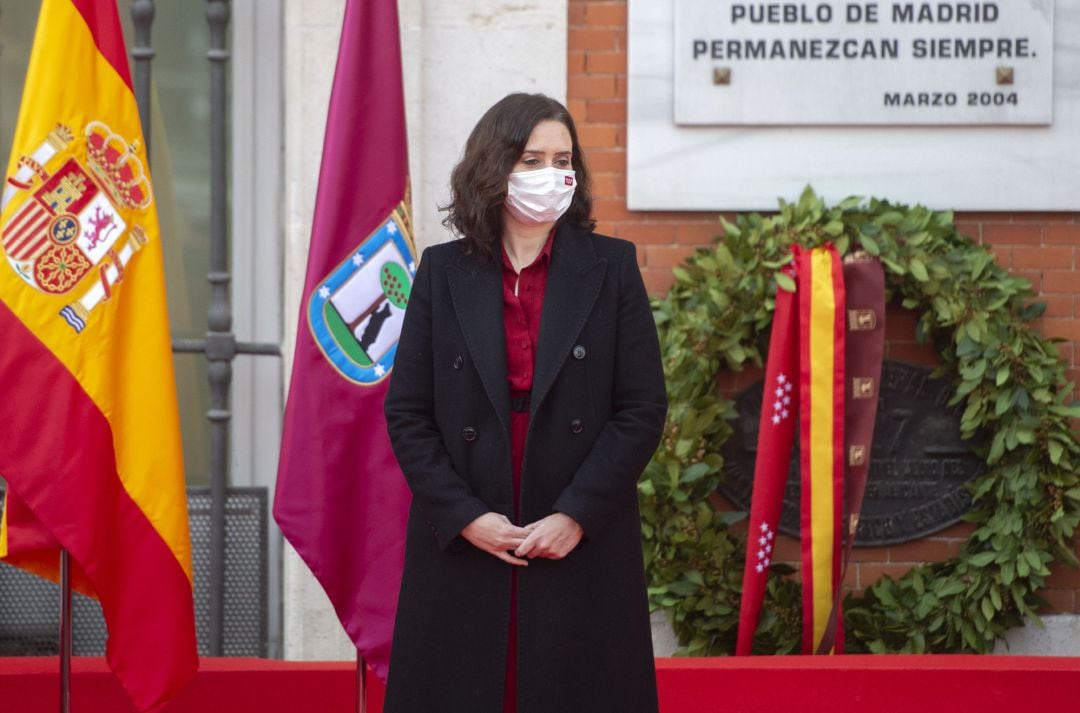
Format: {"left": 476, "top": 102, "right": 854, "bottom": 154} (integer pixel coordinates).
{"left": 568, "top": 0, "right": 1080, "bottom": 613}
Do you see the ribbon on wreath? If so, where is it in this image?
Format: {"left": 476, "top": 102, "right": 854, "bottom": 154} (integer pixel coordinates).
{"left": 735, "top": 244, "right": 885, "bottom": 655}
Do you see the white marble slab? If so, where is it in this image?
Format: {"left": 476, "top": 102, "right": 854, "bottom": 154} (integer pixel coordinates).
{"left": 674, "top": 0, "right": 1054, "bottom": 125}
{"left": 629, "top": 0, "right": 1080, "bottom": 211}
{"left": 994, "top": 614, "right": 1080, "bottom": 656}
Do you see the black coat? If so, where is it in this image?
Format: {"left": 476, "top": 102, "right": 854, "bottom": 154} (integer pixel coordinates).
{"left": 383, "top": 223, "right": 667, "bottom": 713}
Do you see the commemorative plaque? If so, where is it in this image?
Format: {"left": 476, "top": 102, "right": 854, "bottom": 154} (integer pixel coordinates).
{"left": 673, "top": 0, "right": 1055, "bottom": 125}
{"left": 718, "top": 360, "right": 982, "bottom": 545}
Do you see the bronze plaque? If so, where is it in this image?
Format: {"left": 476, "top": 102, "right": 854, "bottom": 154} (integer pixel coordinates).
{"left": 718, "top": 361, "right": 982, "bottom": 546}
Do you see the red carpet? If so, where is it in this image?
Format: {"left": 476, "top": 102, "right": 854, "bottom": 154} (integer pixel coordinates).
{"left": 1, "top": 655, "right": 1077, "bottom": 712}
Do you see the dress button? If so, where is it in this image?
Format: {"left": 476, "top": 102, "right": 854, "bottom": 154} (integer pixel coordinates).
{"left": 452, "top": 355, "right": 463, "bottom": 370}
{"left": 572, "top": 345, "right": 586, "bottom": 360}
{"left": 462, "top": 426, "right": 478, "bottom": 442}
{"left": 570, "top": 419, "right": 583, "bottom": 434}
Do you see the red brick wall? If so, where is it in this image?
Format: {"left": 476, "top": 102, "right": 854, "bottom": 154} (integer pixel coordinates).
{"left": 568, "top": 0, "right": 1080, "bottom": 613}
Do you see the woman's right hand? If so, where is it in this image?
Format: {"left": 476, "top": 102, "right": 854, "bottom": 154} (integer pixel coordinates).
{"left": 460, "top": 512, "right": 534, "bottom": 566}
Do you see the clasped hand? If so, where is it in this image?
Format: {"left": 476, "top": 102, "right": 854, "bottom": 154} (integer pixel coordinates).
{"left": 460, "top": 512, "right": 583, "bottom": 566}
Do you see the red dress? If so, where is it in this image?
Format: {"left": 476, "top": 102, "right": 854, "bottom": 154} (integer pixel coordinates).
{"left": 500, "top": 231, "right": 554, "bottom": 713}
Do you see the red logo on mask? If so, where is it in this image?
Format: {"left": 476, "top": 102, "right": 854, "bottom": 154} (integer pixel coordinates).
{"left": 564, "top": 176, "right": 574, "bottom": 186}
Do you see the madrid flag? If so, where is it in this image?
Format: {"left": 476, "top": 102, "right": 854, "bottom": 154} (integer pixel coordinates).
{"left": 274, "top": 0, "right": 415, "bottom": 681}
{"left": 0, "top": 0, "right": 197, "bottom": 710}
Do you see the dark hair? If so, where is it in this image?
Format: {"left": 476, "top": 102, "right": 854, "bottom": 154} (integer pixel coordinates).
{"left": 441, "top": 93, "right": 595, "bottom": 258}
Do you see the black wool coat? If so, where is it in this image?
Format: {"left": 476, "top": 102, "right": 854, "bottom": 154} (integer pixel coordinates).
{"left": 383, "top": 223, "right": 668, "bottom": 713}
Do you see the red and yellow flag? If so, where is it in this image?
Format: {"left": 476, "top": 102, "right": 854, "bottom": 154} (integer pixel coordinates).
{"left": 0, "top": 0, "right": 197, "bottom": 710}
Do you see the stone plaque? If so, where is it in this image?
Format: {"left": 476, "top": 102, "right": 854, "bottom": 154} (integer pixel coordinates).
{"left": 674, "top": 0, "right": 1055, "bottom": 125}
{"left": 627, "top": 1, "right": 1080, "bottom": 212}
{"left": 718, "top": 360, "right": 982, "bottom": 545}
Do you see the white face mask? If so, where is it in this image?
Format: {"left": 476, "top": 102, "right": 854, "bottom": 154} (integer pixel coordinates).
{"left": 505, "top": 167, "right": 577, "bottom": 225}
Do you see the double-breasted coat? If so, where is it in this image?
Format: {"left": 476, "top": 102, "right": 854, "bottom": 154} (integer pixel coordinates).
{"left": 383, "top": 223, "right": 667, "bottom": 713}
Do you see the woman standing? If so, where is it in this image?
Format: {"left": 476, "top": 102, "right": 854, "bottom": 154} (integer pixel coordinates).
{"left": 384, "top": 93, "right": 666, "bottom": 713}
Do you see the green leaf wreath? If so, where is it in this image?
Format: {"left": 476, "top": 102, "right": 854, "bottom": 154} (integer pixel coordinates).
{"left": 640, "top": 187, "right": 1080, "bottom": 655}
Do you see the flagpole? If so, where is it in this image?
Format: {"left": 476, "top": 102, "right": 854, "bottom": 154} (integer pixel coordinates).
{"left": 356, "top": 651, "right": 367, "bottom": 713}
{"left": 59, "top": 549, "right": 72, "bottom": 713}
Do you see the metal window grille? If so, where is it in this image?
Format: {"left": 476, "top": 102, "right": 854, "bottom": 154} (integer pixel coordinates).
{"left": 0, "top": 487, "right": 268, "bottom": 657}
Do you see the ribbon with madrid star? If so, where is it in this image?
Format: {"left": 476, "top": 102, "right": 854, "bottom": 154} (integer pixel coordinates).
{"left": 735, "top": 257, "right": 800, "bottom": 655}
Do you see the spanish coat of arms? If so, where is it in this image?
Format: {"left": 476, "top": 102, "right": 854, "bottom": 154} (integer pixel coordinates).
{"left": 1, "top": 121, "right": 153, "bottom": 333}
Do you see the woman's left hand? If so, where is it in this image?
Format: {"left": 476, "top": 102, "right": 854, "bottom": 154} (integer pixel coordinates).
{"left": 515, "top": 513, "right": 584, "bottom": 560}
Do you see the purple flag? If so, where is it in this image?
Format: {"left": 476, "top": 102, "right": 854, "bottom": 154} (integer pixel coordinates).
{"left": 274, "top": 0, "right": 415, "bottom": 681}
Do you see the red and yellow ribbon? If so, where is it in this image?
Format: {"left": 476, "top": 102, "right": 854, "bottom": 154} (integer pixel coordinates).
{"left": 737, "top": 244, "right": 853, "bottom": 655}
{"left": 798, "top": 246, "right": 846, "bottom": 654}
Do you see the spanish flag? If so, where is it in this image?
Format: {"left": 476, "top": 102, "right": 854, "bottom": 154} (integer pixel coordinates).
{"left": 0, "top": 1, "right": 197, "bottom": 710}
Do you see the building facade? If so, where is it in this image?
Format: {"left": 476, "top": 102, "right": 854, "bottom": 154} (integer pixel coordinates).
{"left": 2, "top": 0, "right": 1078, "bottom": 660}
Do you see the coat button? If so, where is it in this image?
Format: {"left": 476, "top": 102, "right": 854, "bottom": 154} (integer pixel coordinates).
{"left": 572, "top": 345, "right": 586, "bottom": 360}
{"left": 452, "top": 355, "right": 463, "bottom": 370}
{"left": 570, "top": 419, "right": 583, "bottom": 434}
{"left": 462, "top": 426, "right": 478, "bottom": 442}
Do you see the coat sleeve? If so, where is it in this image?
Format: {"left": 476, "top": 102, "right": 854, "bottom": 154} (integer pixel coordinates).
{"left": 385, "top": 247, "right": 491, "bottom": 551}
{"left": 552, "top": 242, "right": 668, "bottom": 537}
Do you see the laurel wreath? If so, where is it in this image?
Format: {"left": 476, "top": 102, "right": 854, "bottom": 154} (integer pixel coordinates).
{"left": 640, "top": 188, "right": 1080, "bottom": 654}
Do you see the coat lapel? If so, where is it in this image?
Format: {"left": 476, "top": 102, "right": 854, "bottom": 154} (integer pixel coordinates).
{"left": 531, "top": 224, "right": 606, "bottom": 418}
{"left": 446, "top": 251, "right": 512, "bottom": 437}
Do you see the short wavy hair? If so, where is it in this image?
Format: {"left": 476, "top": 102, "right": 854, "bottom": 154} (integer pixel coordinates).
{"left": 442, "top": 93, "right": 595, "bottom": 259}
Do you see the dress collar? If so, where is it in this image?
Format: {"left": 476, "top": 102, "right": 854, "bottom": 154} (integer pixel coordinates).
{"left": 501, "top": 227, "right": 556, "bottom": 274}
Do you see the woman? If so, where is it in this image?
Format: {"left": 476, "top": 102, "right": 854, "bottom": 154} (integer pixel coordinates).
{"left": 384, "top": 93, "right": 667, "bottom": 713}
